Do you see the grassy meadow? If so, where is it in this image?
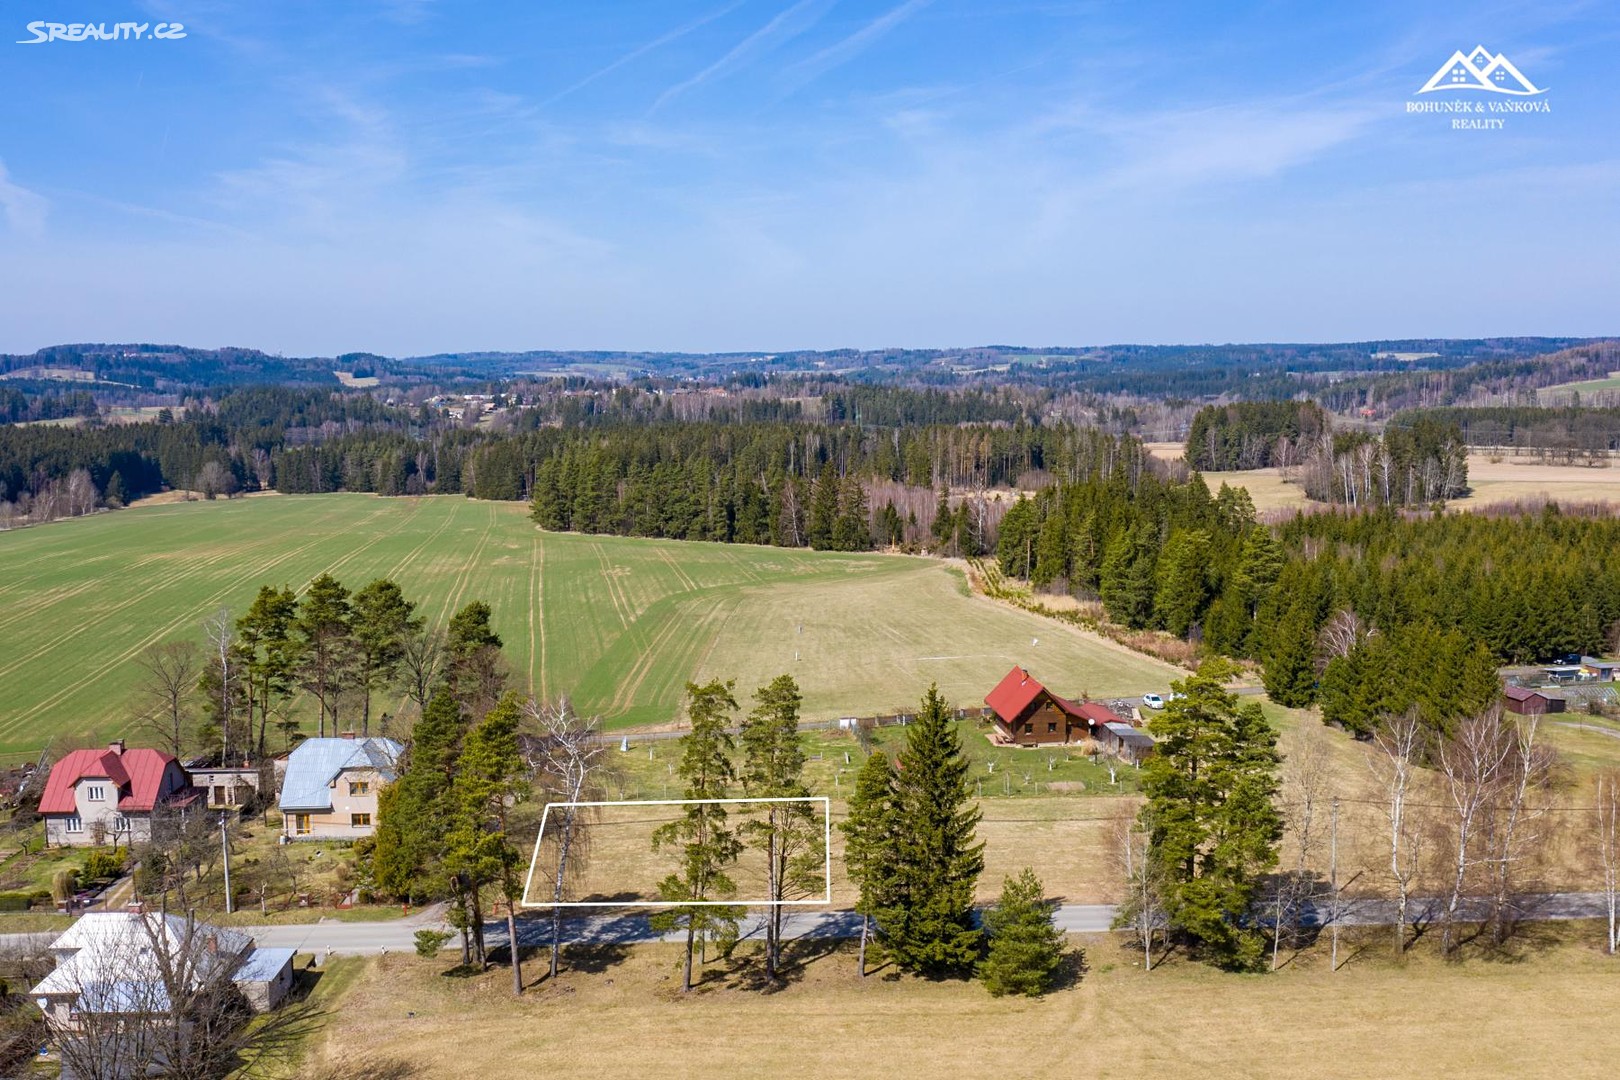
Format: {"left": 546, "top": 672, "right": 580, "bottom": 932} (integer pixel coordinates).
{"left": 0, "top": 494, "right": 1179, "bottom": 759}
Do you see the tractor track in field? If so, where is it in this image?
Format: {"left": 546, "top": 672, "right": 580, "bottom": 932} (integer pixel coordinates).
{"left": 0, "top": 523, "right": 304, "bottom": 685}
{"left": 435, "top": 502, "right": 498, "bottom": 629}
{"left": 600, "top": 602, "right": 696, "bottom": 717}
{"left": 653, "top": 545, "right": 700, "bottom": 592}
{"left": 529, "top": 534, "right": 547, "bottom": 701}
{"left": 591, "top": 542, "right": 633, "bottom": 630}
{"left": 379, "top": 497, "right": 459, "bottom": 581}
{"left": 0, "top": 506, "right": 400, "bottom": 740}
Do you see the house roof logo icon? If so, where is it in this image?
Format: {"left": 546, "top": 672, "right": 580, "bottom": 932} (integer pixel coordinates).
{"left": 1417, "top": 46, "right": 1546, "bottom": 95}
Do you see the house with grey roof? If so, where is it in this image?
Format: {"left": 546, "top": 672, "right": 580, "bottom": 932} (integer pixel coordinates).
{"left": 278, "top": 735, "right": 402, "bottom": 841}
{"left": 30, "top": 911, "right": 296, "bottom": 1031}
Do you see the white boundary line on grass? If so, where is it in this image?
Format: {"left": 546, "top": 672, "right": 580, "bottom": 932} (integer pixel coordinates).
{"left": 519, "top": 796, "right": 833, "bottom": 908}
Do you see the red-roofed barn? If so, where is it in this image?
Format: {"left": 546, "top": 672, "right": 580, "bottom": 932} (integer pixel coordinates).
{"left": 985, "top": 666, "right": 1120, "bottom": 747}
{"left": 39, "top": 740, "right": 197, "bottom": 847}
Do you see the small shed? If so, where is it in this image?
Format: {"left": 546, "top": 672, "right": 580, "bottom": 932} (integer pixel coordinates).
{"left": 1100, "top": 722, "right": 1156, "bottom": 764}
{"left": 1503, "top": 686, "right": 1566, "bottom": 716}
{"left": 233, "top": 946, "right": 297, "bottom": 1011}
{"left": 1580, "top": 657, "right": 1620, "bottom": 683}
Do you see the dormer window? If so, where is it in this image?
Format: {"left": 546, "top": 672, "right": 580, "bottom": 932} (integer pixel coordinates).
{"left": 86, "top": 785, "right": 106, "bottom": 802}
{"left": 348, "top": 781, "right": 371, "bottom": 796}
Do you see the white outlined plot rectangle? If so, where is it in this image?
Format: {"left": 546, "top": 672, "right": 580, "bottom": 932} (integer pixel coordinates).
{"left": 520, "top": 796, "right": 833, "bottom": 908}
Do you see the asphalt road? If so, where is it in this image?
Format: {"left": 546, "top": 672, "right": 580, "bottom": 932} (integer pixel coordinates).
{"left": 5, "top": 894, "right": 1609, "bottom": 957}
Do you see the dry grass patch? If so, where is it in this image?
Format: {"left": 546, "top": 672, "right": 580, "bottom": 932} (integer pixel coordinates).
{"left": 303, "top": 930, "right": 1620, "bottom": 1080}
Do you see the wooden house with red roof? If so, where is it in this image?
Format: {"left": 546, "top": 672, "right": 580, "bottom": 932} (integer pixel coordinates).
{"left": 985, "top": 666, "right": 1122, "bottom": 747}
{"left": 39, "top": 740, "right": 198, "bottom": 847}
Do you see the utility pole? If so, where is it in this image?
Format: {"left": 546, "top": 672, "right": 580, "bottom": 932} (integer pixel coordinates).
{"left": 1329, "top": 796, "right": 1339, "bottom": 973}
{"left": 220, "top": 813, "right": 234, "bottom": 915}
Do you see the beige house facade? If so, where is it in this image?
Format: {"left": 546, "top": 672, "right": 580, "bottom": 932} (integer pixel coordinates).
{"left": 278, "top": 736, "right": 402, "bottom": 841}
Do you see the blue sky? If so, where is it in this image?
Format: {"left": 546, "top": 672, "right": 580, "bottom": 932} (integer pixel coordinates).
{"left": 0, "top": 0, "right": 1616, "bottom": 356}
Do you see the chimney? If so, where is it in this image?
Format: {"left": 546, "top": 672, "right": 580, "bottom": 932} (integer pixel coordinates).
{"left": 340, "top": 731, "right": 357, "bottom": 740}
{"left": 108, "top": 739, "right": 126, "bottom": 755}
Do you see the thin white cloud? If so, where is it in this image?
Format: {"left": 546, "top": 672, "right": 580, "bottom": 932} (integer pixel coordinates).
{"left": 544, "top": 1, "right": 749, "bottom": 107}
{"left": 0, "top": 161, "right": 47, "bottom": 237}
{"left": 782, "top": 0, "right": 932, "bottom": 90}
{"left": 652, "top": 0, "right": 832, "bottom": 111}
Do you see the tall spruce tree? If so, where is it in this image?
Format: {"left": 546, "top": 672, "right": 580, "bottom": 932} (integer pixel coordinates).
{"left": 1141, "top": 660, "right": 1281, "bottom": 970}
{"left": 738, "top": 674, "right": 821, "bottom": 980}
{"left": 978, "top": 868, "right": 1067, "bottom": 997}
{"left": 881, "top": 684, "right": 984, "bottom": 976}
{"left": 808, "top": 462, "right": 840, "bottom": 550}
{"left": 374, "top": 691, "right": 466, "bottom": 923}
{"left": 842, "top": 749, "right": 901, "bottom": 977}
{"left": 651, "top": 680, "right": 745, "bottom": 992}
{"left": 1261, "top": 600, "right": 1318, "bottom": 707}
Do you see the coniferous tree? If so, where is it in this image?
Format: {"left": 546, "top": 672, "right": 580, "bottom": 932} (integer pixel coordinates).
{"left": 374, "top": 691, "right": 465, "bottom": 910}
{"left": 294, "top": 573, "right": 353, "bottom": 737}
{"left": 881, "top": 684, "right": 984, "bottom": 976}
{"left": 1100, "top": 526, "right": 1155, "bottom": 628}
{"left": 1154, "top": 529, "right": 1212, "bottom": 638}
{"left": 978, "top": 868, "right": 1067, "bottom": 997}
{"left": 234, "top": 585, "right": 298, "bottom": 754}
{"left": 351, "top": 577, "right": 421, "bottom": 737}
{"left": 808, "top": 462, "right": 840, "bottom": 549}
{"left": 738, "top": 674, "right": 821, "bottom": 979}
{"left": 833, "top": 475, "right": 871, "bottom": 551}
{"left": 445, "top": 600, "right": 505, "bottom": 714}
{"left": 1141, "top": 661, "right": 1281, "bottom": 970}
{"left": 842, "top": 749, "right": 901, "bottom": 977}
{"left": 446, "top": 691, "right": 528, "bottom": 989}
{"left": 1261, "top": 600, "right": 1319, "bottom": 707}
{"left": 652, "top": 680, "right": 745, "bottom": 992}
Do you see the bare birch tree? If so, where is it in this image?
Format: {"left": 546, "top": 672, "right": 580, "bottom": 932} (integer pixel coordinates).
{"left": 528, "top": 696, "right": 606, "bottom": 980}
{"left": 1370, "top": 709, "right": 1425, "bottom": 960}
{"left": 1269, "top": 723, "right": 1336, "bottom": 970}
{"left": 1595, "top": 769, "right": 1620, "bottom": 955}
{"left": 1436, "top": 707, "right": 1514, "bottom": 954}
{"left": 1111, "top": 808, "right": 1165, "bottom": 971}
{"left": 1481, "top": 713, "right": 1557, "bottom": 945}
{"left": 201, "top": 608, "right": 236, "bottom": 762}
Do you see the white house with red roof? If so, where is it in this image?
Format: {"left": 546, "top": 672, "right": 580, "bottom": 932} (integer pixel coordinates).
{"left": 39, "top": 740, "right": 199, "bottom": 847}
{"left": 984, "top": 665, "right": 1123, "bottom": 747}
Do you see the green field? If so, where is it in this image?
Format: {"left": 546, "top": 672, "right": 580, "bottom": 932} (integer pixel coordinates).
{"left": 0, "top": 494, "right": 1178, "bottom": 758}
{"left": 1538, "top": 372, "right": 1620, "bottom": 399}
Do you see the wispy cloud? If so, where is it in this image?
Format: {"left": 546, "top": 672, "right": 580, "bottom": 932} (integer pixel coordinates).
{"left": 0, "top": 161, "right": 47, "bottom": 237}
{"left": 782, "top": 0, "right": 932, "bottom": 91}
{"left": 652, "top": 0, "right": 833, "bottom": 111}
{"left": 544, "top": 1, "right": 749, "bottom": 107}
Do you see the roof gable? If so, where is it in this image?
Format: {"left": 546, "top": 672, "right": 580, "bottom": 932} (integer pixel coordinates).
{"left": 39, "top": 748, "right": 177, "bottom": 815}
{"left": 986, "top": 666, "right": 1115, "bottom": 728}
{"left": 278, "top": 737, "right": 402, "bottom": 812}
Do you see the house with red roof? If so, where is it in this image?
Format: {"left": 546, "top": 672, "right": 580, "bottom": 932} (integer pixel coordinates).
{"left": 39, "top": 740, "right": 198, "bottom": 847}
{"left": 985, "top": 666, "right": 1122, "bottom": 747}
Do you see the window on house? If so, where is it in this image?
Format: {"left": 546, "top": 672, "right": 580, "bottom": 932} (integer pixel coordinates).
{"left": 351, "top": 813, "right": 372, "bottom": 828}
{"left": 291, "top": 813, "right": 312, "bottom": 836}
{"left": 348, "top": 781, "right": 371, "bottom": 796}
{"left": 1047, "top": 722, "right": 1058, "bottom": 733}
{"left": 65, "top": 814, "right": 83, "bottom": 833}
{"left": 86, "top": 785, "right": 105, "bottom": 801}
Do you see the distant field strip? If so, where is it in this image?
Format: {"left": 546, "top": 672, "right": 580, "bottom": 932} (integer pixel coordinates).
{"left": 0, "top": 494, "right": 1179, "bottom": 755}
